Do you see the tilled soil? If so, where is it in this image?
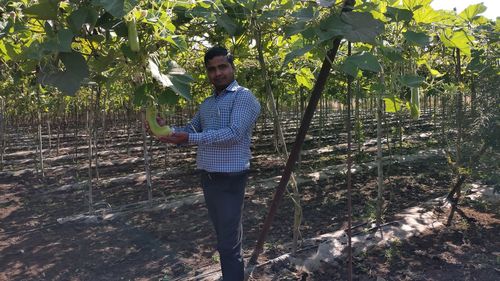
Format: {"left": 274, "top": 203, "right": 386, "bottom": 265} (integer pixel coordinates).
{"left": 1, "top": 115, "right": 498, "bottom": 281}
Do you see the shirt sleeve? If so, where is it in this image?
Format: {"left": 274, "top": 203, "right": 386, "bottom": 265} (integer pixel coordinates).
{"left": 188, "top": 90, "right": 260, "bottom": 146}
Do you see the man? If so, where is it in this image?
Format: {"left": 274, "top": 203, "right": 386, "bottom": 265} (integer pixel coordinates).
{"left": 158, "top": 46, "right": 261, "bottom": 280}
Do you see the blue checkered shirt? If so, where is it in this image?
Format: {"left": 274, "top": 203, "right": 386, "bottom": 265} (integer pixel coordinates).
{"left": 173, "top": 80, "right": 261, "bottom": 173}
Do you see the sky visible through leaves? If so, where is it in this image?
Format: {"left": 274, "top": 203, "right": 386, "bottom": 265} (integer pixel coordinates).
{"left": 431, "top": 0, "right": 499, "bottom": 19}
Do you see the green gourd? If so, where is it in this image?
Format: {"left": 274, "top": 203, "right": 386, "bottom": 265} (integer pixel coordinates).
{"left": 410, "top": 87, "right": 420, "bottom": 120}
{"left": 128, "top": 18, "right": 140, "bottom": 52}
{"left": 146, "top": 106, "right": 172, "bottom": 137}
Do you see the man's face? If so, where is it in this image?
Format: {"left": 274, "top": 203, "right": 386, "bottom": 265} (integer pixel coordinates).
{"left": 206, "top": 55, "right": 235, "bottom": 92}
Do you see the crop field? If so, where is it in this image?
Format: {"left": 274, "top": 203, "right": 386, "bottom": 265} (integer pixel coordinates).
{"left": 0, "top": 1, "right": 499, "bottom": 281}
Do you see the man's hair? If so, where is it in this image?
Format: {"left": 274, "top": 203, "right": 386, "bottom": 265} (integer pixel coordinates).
{"left": 204, "top": 46, "right": 234, "bottom": 67}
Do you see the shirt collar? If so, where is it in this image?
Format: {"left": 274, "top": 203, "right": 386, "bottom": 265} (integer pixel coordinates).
{"left": 213, "top": 80, "right": 239, "bottom": 96}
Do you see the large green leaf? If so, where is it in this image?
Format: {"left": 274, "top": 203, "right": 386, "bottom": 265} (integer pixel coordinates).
{"left": 400, "top": 75, "right": 424, "bottom": 87}
{"left": 133, "top": 83, "right": 153, "bottom": 106}
{"left": 379, "top": 46, "right": 404, "bottom": 62}
{"left": 41, "top": 52, "right": 89, "bottom": 96}
{"left": 158, "top": 88, "right": 180, "bottom": 105}
{"left": 1, "top": 41, "right": 21, "bottom": 61}
{"left": 284, "top": 21, "right": 307, "bottom": 38}
{"left": 385, "top": 7, "right": 413, "bottom": 22}
{"left": 315, "top": 14, "right": 344, "bottom": 42}
{"left": 283, "top": 45, "right": 314, "bottom": 66}
{"left": 439, "top": 29, "right": 473, "bottom": 56}
{"left": 402, "top": 0, "right": 431, "bottom": 11}
{"left": 188, "top": 6, "right": 213, "bottom": 19}
{"left": 42, "top": 29, "right": 74, "bottom": 53}
{"left": 459, "top": 3, "right": 487, "bottom": 22}
{"left": 383, "top": 97, "right": 403, "bottom": 113}
{"left": 92, "top": 0, "right": 137, "bottom": 18}
{"left": 341, "top": 52, "right": 381, "bottom": 77}
{"left": 68, "top": 7, "right": 99, "bottom": 34}
{"left": 167, "top": 74, "right": 193, "bottom": 100}
{"left": 90, "top": 49, "right": 118, "bottom": 73}
{"left": 340, "top": 59, "right": 359, "bottom": 78}
{"left": 24, "top": 0, "right": 58, "bottom": 20}
{"left": 403, "top": 30, "right": 430, "bottom": 47}
{"left": 412, "top": 6, "right": 443, "bottom": 23}
{"left": 148, "top": 58, "right": 192, "bottom": 100}
{"left": 216, "top": 13, "right": 240, "bottom": 36}
{"left": 166, "top": 35, "right": 188, "bottom": 51}
{"left": 295, "top": 67, "right": 314, "bottom": 90}
{"left": 340, "top": 12, "right": 385, "bottom": 44}
{"left": 257, "top": 9, "right": 285, "bottom": 23}
{"left": 291, "top": 6, "right": 314, "bottom": 21}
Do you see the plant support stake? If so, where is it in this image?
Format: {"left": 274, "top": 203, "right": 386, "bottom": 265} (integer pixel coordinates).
{"left": 244, "top": 1, "right": 355, "bottom": 279}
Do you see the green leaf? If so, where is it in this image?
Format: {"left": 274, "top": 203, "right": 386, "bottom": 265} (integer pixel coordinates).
{"left": 168, "top": 74, "right": 192, "bottom": 100}
{"left": 383, "top": 97, "right": 403, "bottom": 113}
{"left": 60, "top": 51, "right": 89, "bottom": 82}
{"left": 68, "top": 7, "right": 99, "bottom": 34}
{"left": 340, "top": 59, "right": 360, "bottom": 77}
{"left": 379, "top": 46, "right": 403, "bottom": 62}
{"left": 166, "top": 35, "right": 188, "bottom": 51}
{"left": 439, "top": 29, "right": 473, "bottom": 56}
{"left": 133, "top": 83, "right": 153, "bottom": 106}
{"left": 254, "top": 0, "right": 273, "bottom": 10}
{"left": 315, "top": 14, "right": 344, "bottom": 42}
{"left": 400, "top": 75, "right": 424, "bottom": 87}
{"left": 1, "top": 41, "right": 21, "bottom": 61}
{"left": 92, "top": 0, "right": 138, "bottom": 18}
{"left": 0, "top": 20, "right": 13, "bottom": 39}
{"left": 385, "top": 7, "right": 413, "bottom": 22}
{"left": 90, "top": 49, "right": 118, "bottom": 73}
{"left": 216, "top": 13, "right": 239, "bottom": 36}
{"left": 56, "top": 29, "right": 74, "bottom": 52}
{"left": 283, "top": 45, "right": 314, "bottom": 66}
{"left": 148, "top": 58, "right": 192, "bottom": 100}
{"left": 341, "top": 52, "right": 381, "bottom": 77}
{"left": 68, "top": 8, "right": 88, "bottom": 33}
{"left": 257, "top": 9, "right": 285, "bottom": 23}
{"left": 158, "top": 88, "right": 180, "bottom": 105}
{"left": 24, "top": 0, "right": 58, "bottom": 20}
{"left": 466, "top": 55, "right": 483, "bottom": 73}
{"left": 295, "top": 67, "right": 314, "bottom": 90}
{"left": 418, "top": 59, "right": 444, "bottom": 77}
{"left": 40, "top": 52, "right": 89, "bottom": 96}
{"left": 402, "top": 0, "right": 431, "bottom": 11}
{"left": 284, "top": 21, "right": 307, "bottom": 38}
{"left": 41, "top": 29, "right": 74, "bottom": 53}
{"left": 291, "top": 6, "right": 314, "bottom": 21}
{"left": 412, "top": 6, "right": 443, "bottom": 23}
{"left": 340, "top": 12, "right": 385, "bottom": 44}
{"left": 188, "top": 6, "right": 213, "bottom": 19}
{"left": 459, "top": 3, "right": 487, "bottom": 22}
{"left": 403, "top": 30, "right": 430, "bottom": 47}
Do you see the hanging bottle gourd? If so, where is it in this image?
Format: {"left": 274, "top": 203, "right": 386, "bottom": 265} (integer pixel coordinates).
{"left": 128, "top": 17, "right": 140, "bottom": 52}
{"left": 146, "top": 106, "right": 172, "bottom": 137}
{"left": 410, "top": 87, "right": 421, "bottom": 120}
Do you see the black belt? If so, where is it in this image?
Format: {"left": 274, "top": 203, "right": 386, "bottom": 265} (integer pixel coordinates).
{"left": 198, "top": 169, "right": 248, "bottom": 178}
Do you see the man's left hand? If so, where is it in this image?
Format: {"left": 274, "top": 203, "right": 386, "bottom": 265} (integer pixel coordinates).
{"left": 158, "top": 132, "right": 189, "bottom": 144}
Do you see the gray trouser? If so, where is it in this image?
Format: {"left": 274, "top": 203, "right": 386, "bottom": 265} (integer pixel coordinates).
{"left": 201, "top": 170, "right": 248, "bottom": 281}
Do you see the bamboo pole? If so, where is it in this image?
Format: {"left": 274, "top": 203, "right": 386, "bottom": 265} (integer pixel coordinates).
{"left": 244, "top": 1, "right": 353, "bottom": 275}
{"left": 0, "top": 97, "right": 5, "bottom": 171}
